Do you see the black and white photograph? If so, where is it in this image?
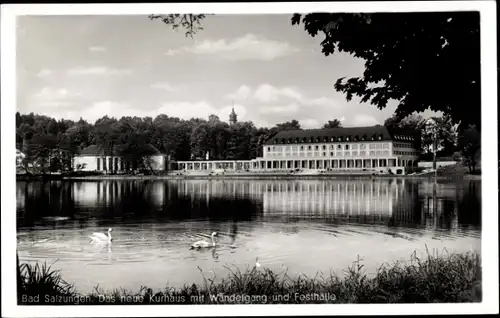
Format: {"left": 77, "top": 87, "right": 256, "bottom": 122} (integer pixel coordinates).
{"left": 1, "top": 1, "right": 498, "bottom": 317}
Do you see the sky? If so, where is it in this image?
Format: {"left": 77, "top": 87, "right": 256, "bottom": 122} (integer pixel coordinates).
{"left": 16, "top": 14, "right": 437, "bottom": 129}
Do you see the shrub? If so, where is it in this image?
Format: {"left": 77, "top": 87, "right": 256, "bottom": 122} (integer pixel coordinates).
{"left": 18, "top": 261, "right": 75, "bottom": 302}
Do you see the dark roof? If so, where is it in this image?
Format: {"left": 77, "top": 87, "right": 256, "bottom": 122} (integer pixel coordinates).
{"left": 78, "top": 144, "right": 162, "bottom": 156}
{"left": 264, "top": 125, "right": 418, "bottom": 145}
{"left": 386, "top": 127, "right": 421, "bottom": 142}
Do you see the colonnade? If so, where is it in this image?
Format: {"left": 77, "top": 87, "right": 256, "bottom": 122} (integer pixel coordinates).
{"left": 178, "top": 157, "right": 414, "bottom": 172}
{"left": 177, "top": 160, "right": 253, "bottom": 171}
{"left": 96, "top": 156, "right": 129, "bottom": 172}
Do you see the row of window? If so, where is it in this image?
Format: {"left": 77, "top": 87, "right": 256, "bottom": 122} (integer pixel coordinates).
{"left": 393, "top": 135, "right": 416, "bottom": 141}
{"left": 393, "top": 151, "right": 419, "bottom": 156}
{"left": 266, "top": 150, "right": 392, "bottom": 157}
{"left": 272, "top": 134, "right": 416, "bottom": 145}
{"left": 273, "top": 134, "right": 385, "bottom": 144}
{"left": 267, "top": 143, "right": 391, "bottom": 153}
{"left": 394, "top": 143, "right": 414, "bottom": 148}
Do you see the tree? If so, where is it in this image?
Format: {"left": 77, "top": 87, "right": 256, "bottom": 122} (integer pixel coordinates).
{"left": 153, "top": 119, "right": 190, "bottom": 161}
{"left": 292, "top": 12, "right": 480, "bottom": 132}
{"left": 211, "top": 122, "right": 231, "bottom": 160}
{"left": 59, "top": 122, "right": 91, "bottom": 170}
{"left": 226, "top": 122, "right": 255, "bottom": 160}
{"left": 452, "top": 151, "right": 462, "bottom": 164}
{"left": 190, "top": 122, "right": 211, "bottom": 159}
{"left": 422, "top": 115, "right": 458, "bottom": 156}
{"left": 16, "top": 123, "right": 34, "bottom": 150}
{"left": 91, "top": 116, "right": 119, "bottom": 156}
{"left": 385, "top": 113, "right": 425, "bottom": 152}
{"left": 457, "top": 125, "right": 480, "bottom": 173}
{"left": 208, "top": 114, "right": 220, "bottom": 123}
{"left": 149, "top": 14, "right": 207, "bottom": 38}
{"left": 250, "top": 128, "right": 270, "bottom": 159}
{"left": 23, "top": 134, "right": 58, "bottom": 173}
{"left": 323, "top": 119, "right": 343, "bottom": 129}
{"left": 16, "top": 112, "right": 21, "bottom": 127}
{"left": 384, "top": 113, "right": 425, "bottom": 132}
{"left": 275, "top": 120, "right": 301, "bottom": 132}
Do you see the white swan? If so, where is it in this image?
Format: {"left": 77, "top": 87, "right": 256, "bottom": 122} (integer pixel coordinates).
{"left": 89, "top": 228, "right": 113, "bottom": 244}
{"left": 190, "top": 232, "right": 218, "bottom": 249}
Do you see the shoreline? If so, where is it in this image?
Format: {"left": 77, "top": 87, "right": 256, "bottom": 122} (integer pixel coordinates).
{"left": 16, "top": 173, "right": 481, "bottom": 181}
{"left": 18, "top": 251, "right": 482, "bottom": 304}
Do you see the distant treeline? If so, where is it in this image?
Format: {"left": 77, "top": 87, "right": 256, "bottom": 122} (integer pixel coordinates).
{"left": 16, "top": 112, "right": 310, "bottom": 173}
{"left": 16, "top": 112, "right": 480, "bottom": 173}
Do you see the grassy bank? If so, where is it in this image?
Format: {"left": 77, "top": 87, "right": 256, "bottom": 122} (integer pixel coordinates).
{"left": 18, "top": 250, "right": 481, "bottom": 304}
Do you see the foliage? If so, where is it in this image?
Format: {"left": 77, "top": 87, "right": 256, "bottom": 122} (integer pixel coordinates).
{"left": 457, "top": 125, "right": 481, "bottom": 173}
{"left": 16, "top": 112, "right": 308, "bottom": 172}
{"left": 18, "top": 261, "right": 75, "bottom": 301}
{"left": 292, "top": 12, "right": 480, "bottom": 132}
{"left": 149, "top": 14, "right": 207, "bottom": 38}
{"left": 18, "top": 108, "right": 479, "bottom": 174}
{"left": 384, "top": 113, "right": 459, "bottom": 157}
{"left": 18, "top": 250, "right": 481, "bottom": 304}
{"left": 422, "top": 115, "right": 458, "bottom": 156}
{"left": 452, "top": 151, "right": 463, "bottom": 163}
{"left": 323, "top": 119, "right": 343, "bottom": 129}
{"left": 275, "top": 119, "right": 301, "bottom": 132}
{"left": 384, "top": 113, "right": 425, "bottom": 132}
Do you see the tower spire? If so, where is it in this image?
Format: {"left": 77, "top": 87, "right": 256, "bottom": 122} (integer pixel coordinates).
{"left": 229, "top": 101, "right": 237, "bottom": 125}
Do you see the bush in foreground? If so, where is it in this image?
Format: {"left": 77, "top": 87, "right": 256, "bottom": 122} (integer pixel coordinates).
{"left": 18, "top": 261, "right": 75, "bottom": 303}
{"left": 18, "top": 249, "right": 481, "bottom": 304}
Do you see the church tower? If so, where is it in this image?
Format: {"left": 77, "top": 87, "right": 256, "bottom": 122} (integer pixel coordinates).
{"left": 229, "top": 105, "right": 237, "bottom": 125}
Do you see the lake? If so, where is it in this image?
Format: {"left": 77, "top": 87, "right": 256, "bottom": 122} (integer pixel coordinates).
{"left": 16, "top": 179, "right": 481, "bottom": 293}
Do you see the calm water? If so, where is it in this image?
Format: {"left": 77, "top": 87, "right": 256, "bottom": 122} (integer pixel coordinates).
{"left": 16, "top": 179, "right": 481, "bottom": 293}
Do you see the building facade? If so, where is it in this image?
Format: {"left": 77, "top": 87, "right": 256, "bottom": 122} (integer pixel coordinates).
{"left": 177, "top": 125, "right": 421, "bottom": 175}
{"left": 73, "top": 145, "right": 166, "bottom": 173}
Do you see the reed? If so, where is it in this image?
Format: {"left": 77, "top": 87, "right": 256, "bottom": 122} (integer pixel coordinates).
{"left": 17, "top": 260, "right": 75, "bottom": 301}
{"left": 18, "top": 249, "right": 481, "bottom": 304}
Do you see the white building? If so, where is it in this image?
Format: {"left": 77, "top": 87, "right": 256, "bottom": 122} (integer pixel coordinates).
{"left": 177, "top": 125, "right": 421, "bottom": 175}
{"left": 72, "top": 144, "right": 166, "bottom": 173}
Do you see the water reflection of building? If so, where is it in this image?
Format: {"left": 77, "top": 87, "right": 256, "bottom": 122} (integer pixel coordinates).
{"left": 389, "top": 179, "right": 419, "bottom": 225}
{"left": 418, "top": 182, "right": 460, "bottom": 231}
{"left": 73, "top": 182, "right": 100, "bottom": 207}
{"left": 64, "top": 179, "right": 460, "bottom": 231}
{"left": 176, "top": 180, "right": 427, "bottom": 226}
{"left": 254, "top": 179, "right": 460, "bottom": 232}
{"left": 72, "top": 181, "right": 166, "bottom": 208}
{"left": 17, "top": 181, "right": 74, "bottom": 227}
{"left": 74, "top": 181, "right": 123, "bottom": 208}
{"left": 385, "top": 180, "right": 462, "bottom": 232}
{"left": 260, "top": 180, "right": 395, "bottom": 219}
{"left": 150, "top": 182, "right": 164, "bottom": 206}
{"left": 177, "top": 180, "right": 265, "bottom": 201}
{"left": 17, "top": 179, "right": 477, "bottom": 233}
